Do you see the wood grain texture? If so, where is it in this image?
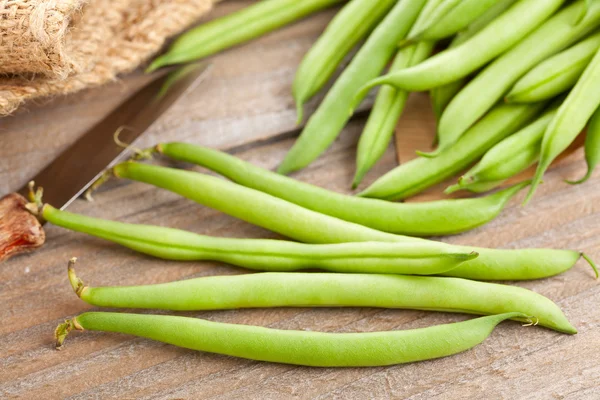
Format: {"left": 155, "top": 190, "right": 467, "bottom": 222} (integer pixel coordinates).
{"left": 1, "top": 1, "right": 600, "bottom": 398}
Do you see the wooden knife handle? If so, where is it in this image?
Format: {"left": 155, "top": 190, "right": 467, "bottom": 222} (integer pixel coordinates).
{"left": 0, "top": 193, "right": 45, "bottom": 263}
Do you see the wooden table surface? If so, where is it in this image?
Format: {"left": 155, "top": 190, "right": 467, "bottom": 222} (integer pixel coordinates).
{"left": 2, "top": 1, "right": 600, "bottom": 398}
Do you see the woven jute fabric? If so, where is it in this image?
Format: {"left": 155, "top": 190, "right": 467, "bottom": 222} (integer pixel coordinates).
{"left": 0, "top": 0, "right": 219, "bottom": 115}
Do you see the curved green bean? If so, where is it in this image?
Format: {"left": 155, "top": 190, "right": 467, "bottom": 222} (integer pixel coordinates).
{"left": 446, "top": 108, "right": 558, "bottom": 194}
{"left": 434, "top": 0, "right": 600, "bottom": 157}
{"left": 156, "top": 142, "right": 527, "bottom": 237}
{"left": 506, "top": 30, "right": 600, "bottom": 103}
{"left": 55, "top": 311, "right": 527, "bottom": 366}
{"left": 354, "top": 0, "right": 564, "bottom": 94}
{"left": 526, "top": 48, "right": 600, "bottom": 204}
{"left": 359, "top": 102, "right": 546, "bottom": 201}
{"left": 146, "top": 0, "right": 344, "bottom": 72}
{"left": 293, "top": 0, "right": 396, "bottom": 124}
{"left": 39, "top": 205, "right": 474, "bottom": 275}
{"left": 567, "top": 105, "right": 600, "bottom": 184}
{"left": 112, "top": 161, "right": 597, "bottom": 281}
{"left": 410, "top": 0, "right": 503, "bottom": 42}
{"left": 428, "top": 0, "right": 516, "bottom": 122}
{"left": 68, "top": 265, "right": 576, "bottom": 334}
{"left": 353, "top": 0, "right": 442, "bottom": 187}
{"left": 277, "top": 0, "right": 426, "bottom": 175}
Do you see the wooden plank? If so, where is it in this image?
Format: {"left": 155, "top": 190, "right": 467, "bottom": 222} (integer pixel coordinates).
{"left": 1, "top": 1, "right": 600, "bottom": 398}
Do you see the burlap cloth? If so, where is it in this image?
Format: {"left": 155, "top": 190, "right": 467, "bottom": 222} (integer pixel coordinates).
{"left": 0, "top": 0, "right": 221, "bottom": 115}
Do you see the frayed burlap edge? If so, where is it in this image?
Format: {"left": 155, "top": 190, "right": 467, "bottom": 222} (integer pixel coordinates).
{"left": 0, "top": 0, "right": 87, "bottom": 78}
{"left": 0, "top": 0, "right": 220, "bottom": 116}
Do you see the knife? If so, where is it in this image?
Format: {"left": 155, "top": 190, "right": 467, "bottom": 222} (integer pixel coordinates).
{"left": 0, "top": 63, "right": 211, "bottom": 263}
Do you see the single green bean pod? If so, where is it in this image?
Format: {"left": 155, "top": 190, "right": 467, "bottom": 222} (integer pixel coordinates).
{"left": 353, "top": 0, "right": 442, "bottom": 187}
{"left": 446, "top": 107, "right": 558, "bottom": 194}
{"left": 67, "top": 262, "right": 577, "bottom": 334}
{"left": 111, "top": 161, "right": 598, "bottom": 281}
{"left": 293, "top": 0, "right": 396, "bottom": 124}
{"left": 359, "top": 102, "right": 546, "bottom": 201}
{"left": 526, "top": 48, "right": 600, "bottom": 204}
{"left": 433, "top": 0, "right": 600, "bottom": 157}
{"left": 156, "top": 142, "right": 529, "bottom": 237}
{"left": 409, "top": 0, "right": 504, "bottom": 42}
{"left": 427, "top": 0, "right": 514, "bottom": 122}
{"left": 354, "top": 0, "right": 564, "bottom": 94}
{"left": 506, "top": 30, "right": 600, "bottom": 103}
{"left": 567, "top": 105, "right": 600, "bottom": 184}
{"left": 147, "top": 0, "right": 345, "bottom": 72}
{"left": 37, "top": 205, "right": 475, "bottom": 276}
{"left": 55, "top": 311, "right": 529, "bottom": 367}
{"left": 277, "top": 0, "right": 426, "bottom": 175}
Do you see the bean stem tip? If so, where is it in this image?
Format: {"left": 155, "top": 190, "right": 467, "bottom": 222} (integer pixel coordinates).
{"left": 581, "top": 253, "right": 599, "bottom": 279}
{"left": 54, "top": 318, "right": 83, "bottom": 350}
{"left": 67, "top": 258, "right": 87, "bottom": 298}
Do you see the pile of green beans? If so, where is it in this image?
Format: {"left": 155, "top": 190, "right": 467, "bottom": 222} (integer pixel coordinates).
{"left": 54, "top": 0, "right": 600, "bottom": 367}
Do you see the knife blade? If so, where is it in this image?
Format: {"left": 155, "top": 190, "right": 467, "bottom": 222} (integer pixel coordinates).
{"left": 0, "top": 63, "right": 211, "bottom": 262}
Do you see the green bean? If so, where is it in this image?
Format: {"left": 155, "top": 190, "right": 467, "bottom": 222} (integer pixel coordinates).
{"left": 354, "top": 0, "right": 564, "bottom": 94}
{"left": 359, "top": 102, "right": 546, "bottom": 201}
{"left": 156, "top": 142, "right": 527, "bottom": 237}
{"left": 353, "top": 0, "right": 442, "bottom": 187}
{"left": 293, "top": 0, "right": 396, "bottom": 124}
{"left": 38, "top": 205, "right": 474, "bottom": 275}
{"left": 112, "top": 161, "right": 597, "bottom": 281}
{"left": 428, "top": 0, "right": 515, "bottom": 122}
{"left": 526, "top": 48, "right": 600, "bottom": 204}
{"left": 446, "top": 107, "right": 558, "bottom": 194}
{"left": 567, "top": 105, "right": 600, "bottom": 184}
{"left": 434, "top": 0, "right": 600, "bottom": 156}
{"left": 452, "top": 0, "right": 519, "bottom": 45}
{"left": 68, "top": 264, "right": 576, "bottom": 334}
{"left": 506, "top": 30, "right": 600, "bottom": 103}
{"left": 277, "top": 0, "right": 426, "bottom": 175}
{"left": 409, "top": 0, "right": 503, "bottom": 42}
{"left": 55, "top": 311, "right": 528, "bottom": 366}
{"left": 146, "top": 0, "right": 344, "bottom": 72}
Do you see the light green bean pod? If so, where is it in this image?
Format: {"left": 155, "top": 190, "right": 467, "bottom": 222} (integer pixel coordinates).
{"left": 293, "top": 0, "right": 396, "bottom": 124}
{"left": 506, "top": 30, "right": 600, "bottom": 103}
{"left": 355, "top": 0, "right": 564, "bottom": 93}
{"left": 435, "top": 0, "right": 600, "bottom": 157}
{"left": 277, "top": 0, "right": 426, "bottom": 175}
{"left": 68, "top": 267, "right": 576, "bottom": 334}
{"left": 446, "top": 107, "right": 558, "bottom": 194}
{"left": 157, "top": 142, "right": 528, "bottom": 237}
{"left": 112, "top": 161, "right": 596, "bottom": 281}
{"left": 526, "top": 48, "right": 600, "bottom": 204}
{"left": 55, "top": 312, "right": 527, "bottom": 367}
{"left": 567, "top": 105, "right": 600, "bottom": 184}
{"left": 359, "top": 102, "right": 546, "bottom": 201}
{"left": 410, "top": 0, "right": 503, "bottom": 42}
{"left": 353, "top": 0, "right": 442, "bottom": 187}
{"left": 146, "top": 0, "right": 344, "bottom": 72}
{"left": 428, "top": 0, "right": 515, "bottom": 122}
{"left": 452, "top": 0, "right": 519, "bottom": 44}
{"left": 41, "top": 205, "right": 474, "bottom": 275}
